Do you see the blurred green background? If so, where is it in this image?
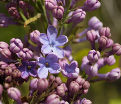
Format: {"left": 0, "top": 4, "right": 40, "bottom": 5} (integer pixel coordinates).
{"left": 0, "top": 0, "right": 121, "bottom": 104}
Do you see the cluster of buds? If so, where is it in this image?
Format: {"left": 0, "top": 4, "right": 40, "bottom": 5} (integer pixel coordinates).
{"left": 6, "top": 0, "right": 34, "bottom": 20}
{"left": 28, "top": 75, "right": 91, "bottom": 104}
{"left": 81, "top": 26, "right": 121, "bottom": 81}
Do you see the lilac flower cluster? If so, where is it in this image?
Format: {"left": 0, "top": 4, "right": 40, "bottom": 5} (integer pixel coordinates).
{"left": 0, "top": 0, "right": 120, "bottom": 104}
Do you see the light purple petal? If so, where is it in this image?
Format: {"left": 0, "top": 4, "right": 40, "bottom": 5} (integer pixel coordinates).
{"left": 38, "top": 57, "right": 46, "bottom": 65}
{"left": 41, "top": 44, "right": 52, "bottom": 54}
{"left": 21, "top": 70, "right": 29, "bottom": 79}
{"left": 46, "top": 54, "right": 58, "bottom": 64}
{"left": 47, "top": 25, "right": 57, "bottom": 41}
{"left": 49, "top": 63, "right": 61, "bottom": 74}
{"left": 52, "top": 47, "right": 64, "bottom": 58}
{"left": 70, "top": 61, "right": 78, "bottom": 70}
{"left": 56, "top": 35, "right": 68, "bottom": 46}
{"left": 39, "top": 33, "right": 49, "bottom": 44}
{"left": 37, "top": 66, "right": 49, "bottom": 78}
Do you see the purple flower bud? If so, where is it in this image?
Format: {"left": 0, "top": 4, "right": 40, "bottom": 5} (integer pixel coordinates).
{"left": 98, "top": 36, "right": 108, "bottom": 50}
{"left": 59, "top": 100, "right": 69, "bottom": 104}
{"left": 53, "top": 6, "right": 64, "bottom": 19}
{"left": 97, "top": 58, "right": 105, "bottom": 68}
{"left": 5, "top": 67, "right": 13, "bottom": 76}
{"left": 7, "top": 87, "right": 21, "bottom": 103}
{"left": 70, "top": 0, "right": 79, "bottom": 8}
{"left": 0, "top": 84, "right": 3, "bottom": 99}
{"left": 86, "top": 30, "right": 98, "bottom": 42}
{"left": 104, "top": 55, "right": 116, "bottom": 66}
{"left": 48, "top": 75, "right": 55, "bottom": 84}
{"left": 57, "top": 83, "right": 67, "bottom": 97}
{"left": 87, "top": 50, "right": 100, "bottom": 63}
{"left": 46, "top": 94, "right": 60, "bottom": 104}
{"left": 99, "top": 27, "right": 111, "bottom": 38}
{"left": 83, "top": 81, "right": 90, "bottom": 90}
{"left": 83, "top": 0, "right": 101, "bottom": 11}
{"left": 7, "top": 7, "right": 20, "bottom": 19}
{"left": 0, "top": 48, "right": 11, "bottom": 59}
{"left": 37, "top": 78, "right": 49, "bottom": 93}
{"left": 45, "top": 0, "right": 57, "bottom": 10}
{"left": 29, "top": 78, "right": 38, "bottom": 94}
{"left": 17, "top": 48, "right": 33, "bottom": 60}
{"left": 106, "top": 38, "right": 114, "bottom": 48}
{"left": 5, "top": 76, "right": 12, "bottom": 83}
{"left": 78, "top": 98, "right": 92, "bottom": 104}
{"left": 19, "top": 0, "right": 27, "bottom": 9}
{"left": 75, "top": 76, "right": 85, "bottom": 88}
{"left": 84, "top": 63, "right": 98, "bottom": 78}
{"left": 54, "top": 77, "right": 62, "bottom": 86}
{"left": 30, "top": 30, "right": 40, "bottom": 44}
{"left": 0, "top": 42, "right": 9, "bottom": 51}
{"left": 10, "top": 38, "right": 23, "bottom": 53}
{"left": 107, "top": 68, "right": 121, "bottom": 81}
{"left": 0, "top": 61, "right": 8, "bottom": 69}
{"left": 112, "top": 43, "right": 121, "bottom": 56}
{"left": 69, "top": 81, "right": 80, "bottom": 94}
{"left": 68, "top": 9, "right": 86, "bottom": 23}
{"left": 88, "top": 16, "right": 103, "bottom": 30}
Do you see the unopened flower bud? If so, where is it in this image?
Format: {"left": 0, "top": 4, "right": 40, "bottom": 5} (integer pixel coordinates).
{"left": 88, "top": 16, "right": 103, "bottom": 30}
{"left": 4, "top": 83, "right": 10, "bottom": 89}
{"left": 107, "top": 68, "right": 121, "bottom": 81}
{"left": 98, "top": 36, "right": 108, "bottom": 50}
{"left": 83, "top": 81, "right": 90, "bottom": 89}
{"left": 46, "top": 94, "right": 60, "bottom": 104}
{"left": 0, "top": 61, "right": 8, "bottom": 69}
{"left": 69, "top": 81, "right": 80, "bottom": 94}
{"left": 0, "top": 84, "right": 3, "bottom": 98}
{"left": 87, "top": 50, "right": 100, "bottom": 63}
{"left": 45, "top": 0, "right": 57, "bottom": 10}
{"left": 7, "top": 87, "right": 21, "bottom": 103}
{"left": 54, "top": 77, "right": 62, "bottom": 86}
{"left": 97, "top": 58, "right": 105, "bottom": 68}
{"left": 59, "top": 100, "right": 69, "bottom": 104}
{"left": 104, "top": 55, "right": 116, "bottom": 66}
{"left": 112, "top": 43, "right": 121, "bottom": 56}
{"left": 57, "top": 83, "right": 67, "bottom": 97}
{"left": 37, "top": 78, "right": 49, "bottom": 93}
{"left": 83, "top": 0, "right": 101, "bottom": 11}
{"left": 75, "top": 76, "right": 85, "bottom": 88}
{"left": 68, "top": 9, "right": 86, "bottom": 23}
{"left": 53, "top": 6, "right": 64, "bottom": 19}
{"left": 29, "top": 78, "right": 38, "bottom": 92}
{"left": 0, "top": 42, "right": 9, "bottom": 51}
{"left": 48, "top": 75, "right": 55, "bottom": 84}
{"left": 80, "top": 98, "right": 92, "bottom": 104}
{"left": 99, "top": 27, "right": 111, "bottom": 37}
{"left": 0, "top": 48, "right": 11, "bottom": 58}
{"left": 10, "top": 38, "right": 23, "bottom": 53}
{"left": 8, "top": 7, "right": 20, "bottom": 19}
{"left": 5, "top": 67, "right": 12, "bottom": 76}
{"left": 30, "top": 30, "right": 40, "bottom": 44}
{"left": 86, "top": 30, "right": 98, "bottom": 42}
{"left": 106, "top": 38, "right": 114, "bottom": 48}
{"left": 17, "top": 48, "right": 33, "bottom": 60}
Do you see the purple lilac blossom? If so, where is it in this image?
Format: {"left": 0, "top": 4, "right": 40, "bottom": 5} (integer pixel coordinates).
{"left": 62, "top": 61, "right": 79, "bottom": 78}
{"left": 39, "top": 25, "right": 68, "bottom": 58}
{"left": 37, "top": 54, "right": 61, "bottom": 78}
{"left": 18, "top": 61, "right": 37, "bottom": 79}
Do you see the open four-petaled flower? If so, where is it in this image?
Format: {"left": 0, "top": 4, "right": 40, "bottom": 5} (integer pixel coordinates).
{"left": 37, "top": 54, "right": 61, "bottom": 78}
{"left": 62, "top": 61, "right": 79, "bottom": 78}
{"left": 39, "top": 25, "right": 68, "bottom": 58}
{"left": 18, "top": 61, "right": 37, "bottom": 79}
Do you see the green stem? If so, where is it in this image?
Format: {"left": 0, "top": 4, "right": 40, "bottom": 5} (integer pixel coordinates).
{"left": 2, "top": 91, "right": 9, "bottom": 104}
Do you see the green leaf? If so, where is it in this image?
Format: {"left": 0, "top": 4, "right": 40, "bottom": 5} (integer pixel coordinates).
{"left": 0, "top": 25, "right": 26, "bottom": 42}
{"left": 110, "top": 99, "right": 121, "bottom": 104}
{"left": 73, "top": 48, "right": 90, "bottom": 66}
